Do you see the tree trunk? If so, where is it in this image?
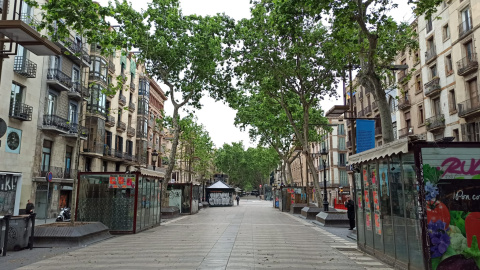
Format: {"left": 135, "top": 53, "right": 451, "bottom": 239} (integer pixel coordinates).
{"left": 161, "top": 105, "right": 181, "bottom": 207}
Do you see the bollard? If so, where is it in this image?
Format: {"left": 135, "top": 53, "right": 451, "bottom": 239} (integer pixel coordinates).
{"left": 2, "top": 215, "right": 11, "bottom": 256}
{"left": 29, "top": 213, "right": 36, "bottom": 250}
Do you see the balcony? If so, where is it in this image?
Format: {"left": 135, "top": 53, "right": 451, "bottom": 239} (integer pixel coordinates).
{"left": 116, "top": 120, "right": 126, "bottom": 132}
{"left": 127, "top": 126, "right": 135, "bottom": 137}
{"left": 137, "top": 154, "right": 147, "bottom": 164}
{"left": 130, "top": 81, "right": 136, "bottom": 92}
{"left": 82, "top": 143, "right": 104, "bottom": 156}
{"left": 13, "top": 56, "right": 37, "bottom": 78}
{"left": 38, "top": 166, "right": 77, "bottom": 179}
{"left": 69, "top": 82, "right": 90, "bottom": 100}
{"left": 358, "top": 109, "right": 364, "bottom": 117}
{"left": 64, "top": 123, "right": 88, "bottom": 140}
{"left": 137, "top": 130, "right": 147, "bottom": 139}
{"left": 124, "top": 152, "right": 136, "bottom": 162}
{"left": 424, "top": 77, "right": 441, "bottom": 97}
{"left": 397, "top": 70, "right": 407, "bottom": 84}
{"left": 20, "top": 13, "right": 39, "bottom": 31}
{"left": 64, "top": 36, "right": 90, "bottom": 65}
{"left": 426, "top": 114, "right": 445, "bottom": 132}
{"left": 108, "top": 59, "right": 115, "bottom": 74}
{"left": 147, "top": 140, "right": 153, "bottom": 149}
{"left": 114, "top": 149, "right": 124, "bottom": 159}
{"left": 458, "top": 96, "right": 480, "bottom": 118}
{"left": 364, "top": 105, "right": 372, "bottom": 116}
{"left": 148, "top": 119, "right": 155, "bottom": 128}
{"left": 9, "top": 102, "right": 32, "bottom": 121}
{"left": 398, "top": 127, "right": 414, "bottom": 139}
{"left": 128, "top": 102, "right": 135, "bottom": 112}
{"left": 425, "top": 46, "right": 437, "bottom": 64}
{"left": 398, "top": 95, "right": 411, "bottom": 110}
{"left": 458, "top": 17, "right": 473, "bottom": 39}
{"left": 105, "top": 115, "right": 115, "bottom": 127}
{"left": 88, "top": 71, "right": 107, "bottom": 87}
{"left": 375, "top": 126, "right": 382, "bottom": 137}
{"left": 42, "top": 114, "right": 71, "bottom": 133}
{"left": 118, "top": 94, "right": 126, "bottom": 106}
{"left": 47, "top": 68, "right": 72, "bottom": 91}
{"left": 457, "top": 53, "right": 478, "bottom": 76}
{"left": 372, "top": 101, "right": 378, "bottom": 111}
{"left": 346, "top": 141, "right": 352, "bottom": 148}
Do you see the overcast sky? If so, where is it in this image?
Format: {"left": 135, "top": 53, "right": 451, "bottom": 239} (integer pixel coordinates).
{"left": 101, "top": 0, "right": 414, "bottom": 149}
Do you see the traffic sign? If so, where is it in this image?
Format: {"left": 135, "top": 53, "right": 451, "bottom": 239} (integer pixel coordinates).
{"left": 46, "top": 171, "right": 53, "bottom": 182}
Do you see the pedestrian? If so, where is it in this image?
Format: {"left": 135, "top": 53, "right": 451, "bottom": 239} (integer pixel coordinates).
{"left": 344, "top": 196, "right": 355, "bottom": 230}
{"left": 236, "top": 195, "right": 240, "bottom": 206}
{"left": 26, "top": 200, "right": 34, "bottom": 214}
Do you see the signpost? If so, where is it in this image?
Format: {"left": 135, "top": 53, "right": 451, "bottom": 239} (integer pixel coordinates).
{"left": 45, "top": 172, "right": 52, "bottom": 224}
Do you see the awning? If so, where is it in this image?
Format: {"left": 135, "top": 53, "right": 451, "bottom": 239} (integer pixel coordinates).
{"left": 139, "top": 168, "right": 165, "bottom": 178}
{"left": 348, "top": 137, "right": 409, "bottom": 164}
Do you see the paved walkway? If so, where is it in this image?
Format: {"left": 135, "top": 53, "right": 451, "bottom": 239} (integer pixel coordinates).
{"left": 16, "top": 198, "right": 391, "bottom": 269}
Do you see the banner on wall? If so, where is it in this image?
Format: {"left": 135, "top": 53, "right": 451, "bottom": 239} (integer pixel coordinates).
{"left": 422, "top": 147, "right": 480, "bottom": 270}
{"left": 109, "top": 174, "right": 136, "bottom": 189}
{"left": 356, "top": 120, "right": 375, "bottom": 153}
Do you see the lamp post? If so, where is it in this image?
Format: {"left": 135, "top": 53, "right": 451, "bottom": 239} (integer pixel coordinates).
{"left": 151, "top": 149, "right": 159, "bottom": 170}
{"left": 320, "top": 147, "right": 329, "bottom": 212}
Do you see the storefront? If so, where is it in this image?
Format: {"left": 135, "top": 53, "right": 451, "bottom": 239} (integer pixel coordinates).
{"left": 349, "top": 139, "right": 480, "bottom": 270}
{"left": 76, "top": 172, "right": 163, "bottom": 233}
{"left": 167, "top": 183, "right": 201, "bottom": 214}
{"left": 206, "top": 181, "right": 234, "bottom": 207}
{"left": 0, "top": 172, "right": 22, "bottom": 216}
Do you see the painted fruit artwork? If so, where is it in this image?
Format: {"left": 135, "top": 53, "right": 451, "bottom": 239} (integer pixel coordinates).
{"left": 427, "top": 200, "right": 451, "bottom": 228}
{"left": 466, "top": 212, "right": 480, "bottom": 248}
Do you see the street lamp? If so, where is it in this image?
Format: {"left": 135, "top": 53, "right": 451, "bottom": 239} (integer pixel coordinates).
{"left": 151, "top": 150, "right": 159, "bottom": 170}
{"left": 320, "top": 147, "right": 329, "bottom": 212}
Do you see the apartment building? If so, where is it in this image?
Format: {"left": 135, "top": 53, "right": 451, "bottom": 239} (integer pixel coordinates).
{"left": 0, "top": 1, "right": 61, "bottom": 216}
{"left": 395, "top": 19, "right": 428, "bottom": 141}
{"left": 147, "top": 78, "right": 167, "bottom": 170}
{"left": 417, "top": 0, "right": 479, "bottom": 142}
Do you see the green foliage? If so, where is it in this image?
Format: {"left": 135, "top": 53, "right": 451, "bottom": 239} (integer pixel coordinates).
{"left": 214, "top": 142, "right": 279, "bottom": 189}
{"left": 423, "top": 164, "right": 444, "bottom": 184}
{"left": 463, "top": 236, "right": 480, "bottom": 269}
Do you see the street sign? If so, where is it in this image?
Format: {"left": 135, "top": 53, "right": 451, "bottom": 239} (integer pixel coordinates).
{"left": 46, "top": 171, "right": 53, "bottom": 182}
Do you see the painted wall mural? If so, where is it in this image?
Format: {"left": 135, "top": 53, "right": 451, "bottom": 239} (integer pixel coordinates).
{"left": 0, "top": 175, "right": 19, "bottom": 215}
{"left": 208, "top": 192, "right": 233, "bottom": 206}
{"left": 422, "top": 148, "right": 480, "bottom": 270}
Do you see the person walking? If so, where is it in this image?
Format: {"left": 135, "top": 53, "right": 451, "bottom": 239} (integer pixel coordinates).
{"left": 236, "top": 195, "right": 240, "bottom": 206}
{"left": 26, "top": 200, "right": 34, "bottom": 214}
{"left": 344, "top": 196, "right": 355, "bottom": 230}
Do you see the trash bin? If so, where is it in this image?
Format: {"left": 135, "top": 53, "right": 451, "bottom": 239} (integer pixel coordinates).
{"left": 6, "top": 215, "right": 33, "bottom": 251}
{"left": 0, "top": 216, "right": 6, "bottom": 255}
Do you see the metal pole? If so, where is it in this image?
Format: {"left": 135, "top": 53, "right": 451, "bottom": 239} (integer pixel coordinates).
{"left": 323, "top": 158, "right": 328, "bottom": 212}
{"left": 45, "top": 182, "right": 49, "bottom": 224}
{"left": 2, "top": 215, "right": 11, "bottom": 256}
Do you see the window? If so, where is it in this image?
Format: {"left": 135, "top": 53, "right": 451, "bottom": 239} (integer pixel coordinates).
{"left": 117, "top": 109, "right": 122, "bottom": 122}
{"left": 90, "top": 56, "right": 107, "bottom": 83}
{"left": 405, "top": 112, "right": 411, "bottom": 128}
{"left": 433, "top": 98, "right": 441, "bottom": 115}
{"left": 115, "top": 135, "right": 123, "bottom": 152}
{"left": 445, "top": 55, "right": 453, "bottom": 75}
{"left": 49, "top": 55, "right": 60, "bottom": 70}
{"left": 427, "top": 37, "right": 435, "bottom": 53}
{"left": 338, "top": 137, "right": 345, "bottom": 150}
{"left": 338, "top": 124, "right": 345, "bottom": 135}
{"left": 339, "top": 170, "right": 348, "bottom": 187}
{"left": 105, "top": 131, "right": 112, "bottom": 148}
{"left": 65, "top": 146, "right": 72, "bottom": 174}
{"left": 69, "top": 103, "right": 77, "bottom": 124}
{"left": 418, "top": 105, "right": 424, "bottom": 125}
{"left": 47, "top": 92, "right": 57, "bottom": 115}
{"left": 338, "top": 153, "right": 346, "bottom": 166}
{"left": 465, "top": 41, "right": 474, "bottom": 60}
{"left": 10, "top": 83, "right": 24, "bottom": 112}
{"left": 426, "top": 17, "right": 433, "bottom": 33}
{"left": 430, "top": 65, "right": 437, "bottom": 79}
{"left": 389, "top": 97, "right": 395, "bottom": 112}
{"left": 88, "top": 85, "right": 106, "bottom": 115}
{"left": 72, "top": 66, "right": 80, "bottom": 83}
{"left": 414, "top": 51, "right": 420, "bottom": 64}
{"left": 442, "top": 24, "right": 450, "bottom": 40}
{"left": 448, "top": 89, "right": 457, "bottom": 112}
{"left": 460, "top": 8, "right": 472, "bottom": 34}
{"left": 126, "top": 140, "right": 133, "bottom": 155}
{"left": 415, "top": 75, "right": 422, "bottom": 93}
{"left": 41, "top": 140, "right": 52, "bottom": 173}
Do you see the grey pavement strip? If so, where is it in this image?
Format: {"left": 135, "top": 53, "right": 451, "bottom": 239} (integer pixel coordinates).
{"left": 15, "top": 200, "right": 392, "bottom": 269}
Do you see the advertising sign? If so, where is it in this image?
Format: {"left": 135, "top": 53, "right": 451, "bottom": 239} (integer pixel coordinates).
{"left": 356, "top": 120, "right": 375, "bottom": 153}
{"left": 422, "top": 147, "right": 480, "bottom": 270}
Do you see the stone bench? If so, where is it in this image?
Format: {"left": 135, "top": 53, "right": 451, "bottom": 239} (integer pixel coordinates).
{"left": 301, "top": 207, "right": 322, "bottom": 220}
{"left": 34, "top": 222, "right": 112, "bottom": 247}
{"left": 161, "top": 206, "right": 180, "bottom": 219}
{"left": 290, "top": 203, "right": 307, "bottom": 214}
{"left": 315, "top": 211, "right": 350, "bottom": 227}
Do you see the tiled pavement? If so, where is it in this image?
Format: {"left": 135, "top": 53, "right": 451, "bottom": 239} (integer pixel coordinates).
{"left": 16, "top": 198, "right": 392, "bottom": 269}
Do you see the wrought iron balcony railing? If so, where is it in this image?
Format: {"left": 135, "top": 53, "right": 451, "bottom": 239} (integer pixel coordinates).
{"left": 13, "top": 56, "right": 37, "bottom": 78}
{"left": 458, "top": 96, "right": 480, "bottom": 118}
{"left": 398, "top": 95, "right": 411, "bottom": 110}
{"left": 20, "top": 13, "right": 39, "bottom": 30}
{"left": 124, "top": 152, "right": 135, "bottom": 162}
{"left": 69, "top": 123, "right": 88, "bottom": 138}
{"left": 425, "top": 46, "right": 437, "bottom": 63}
{"left": 128, "top": 102, "right": 135, "bottom": 112}
{"left": 105, "top": 115, "right": 115, "bottom": 127}
{"left": 118, "top": 94, "right": 126, "bottom": 105}
{"left": 397, "top": 70, "right": 407, "bottom": 83}
{"left": 347, "top": 141, "right": 352, "bottom": 148}
{"left": 426, "top": 114, "right": 445, "bottom": 131}
{"left": 457, "top": 53, "right": 478, "bottom": 76}
{"left": 108, "top": 60, "right": 115, "bottom": 73}
{"left": 127, "top": 126, "right": 135, "bottom": 137}
{"left": 71, "top": 82, "right": 90, "bottom": 98}
{"left": 137, "top": 130, "right": 148, "bottom": 139}
{"left": 47, "top": 68, "right": 73, "bottom": 89}
{"left": 375, "top": 126, "right": 382, "bottom": 137}
{"left": 38, "top": 166, "right": 77, "bottom": 179}
{"left": 130, "top": 81, "right": 136, "bottom": 91}
{"left": 399, "top": 127, "right": 414, "bottom": 138}
{"left": 459, "top": 17, "right": 473, "bottom": 39}
{"left": 9, "top": 102, "right": 33, "bottom": 121}
{"left": 364, "top": 105, "right": 372, "bottom": 115}
{"left": 116, "top": 121, "right": 126, "bottom": 132}
{"left": 424, "top": 77, "right": 441, "bottom": 97}
{"left": 43, "top": 114, "right": 71, "bottom": 132}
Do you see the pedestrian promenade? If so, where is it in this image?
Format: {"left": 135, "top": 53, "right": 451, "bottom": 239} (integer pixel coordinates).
{"left": 13, "top": 197, "right": 391, "bottom": 269}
